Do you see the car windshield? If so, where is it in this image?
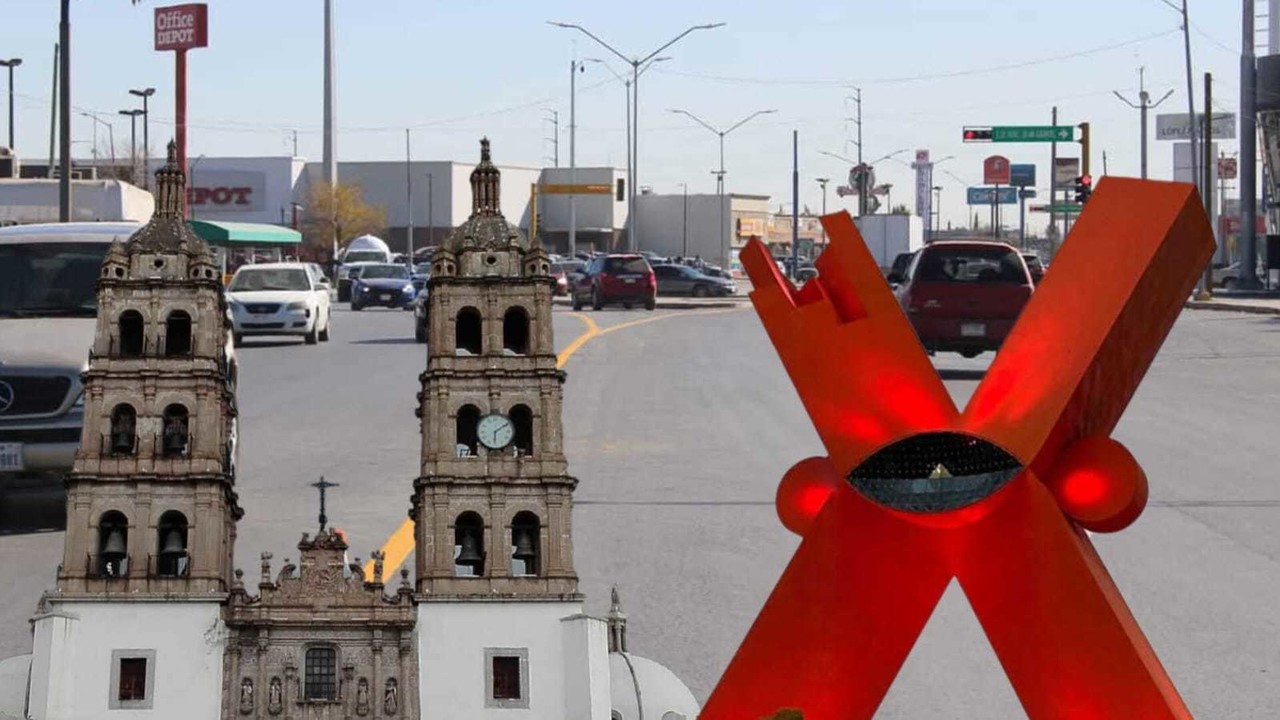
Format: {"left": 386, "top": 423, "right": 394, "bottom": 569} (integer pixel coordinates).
{"left": 413, "top": 263, "right": 431, "bottom": 276}
{"left": 343, "top": 250, "right": 385, "bottom": 263}
{"left": 360, "top": 264, "right": 410, "bottom": 280}
{"left": 915, "top": 246, "right": 1026, "bottom": 284}
{"left": 0, "top": 242, "right": 109, "bottom": 317}
{"left": 604, "top": 257, "right": 649, "bottom": 274}
{"left": 229, "top": 268, "right": 312, "bottom": 292}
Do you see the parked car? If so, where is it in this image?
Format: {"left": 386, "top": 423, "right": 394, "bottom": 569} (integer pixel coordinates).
{"left": 1021, "top": 252, "right": 1046, "bottom": 284}
{"left": 891, "top": 241, "right": 1034, "bottom": 358}
{"left": 413, "top": 287, "right": 430, "bottom": 343}
{"left": 226, "top": 263, "right": 332, "bottom": 345}
{"left": 652, "top": 264, "right": 736, "bottom": 297}
{"left": 888, "top": 251, "right": 917, "bottom": 287}
{"left": 570, "top": 254, "right": 657, "bottom": 311}
{"left": 350, "top": 263, "right": 416, "bottom": 311}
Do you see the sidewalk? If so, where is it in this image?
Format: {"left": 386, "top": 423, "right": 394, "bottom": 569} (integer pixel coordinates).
{"left": 1184, "top": 295, "right": 1280, "bottom": 315}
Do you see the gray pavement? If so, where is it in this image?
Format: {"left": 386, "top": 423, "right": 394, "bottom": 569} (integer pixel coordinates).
{"left": 1, "top": 304, "right": 1279, "bottom": 716}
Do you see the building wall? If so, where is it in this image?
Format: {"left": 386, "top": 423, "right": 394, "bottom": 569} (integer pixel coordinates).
{"left": 417, "top": 601, "right": 604, "bottom": 719}
{"left": 158, "top": 156, "right": 304, "bottom": 226}
{"left": 634, "top": 193, "right": 731, "bottom": 266}
{"left": 28, "top": 601, "right": 224, "bottom": 720}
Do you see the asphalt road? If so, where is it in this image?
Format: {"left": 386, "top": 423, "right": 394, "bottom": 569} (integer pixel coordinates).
{"left": 2, "top": 304, "right": 1279, "bottom": 717}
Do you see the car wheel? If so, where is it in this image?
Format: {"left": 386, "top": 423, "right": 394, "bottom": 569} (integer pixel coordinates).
{"left": 319, "top": 314, "right": 331, "bottom": 342}
{"left": 571, "top": 294, "right": 583, "bottom": 311}
{"left": 591, "top": 287, "right": 603, "bottom": 311}
{"left": 644, "top": 296, "right": 656, "bottom": 311}
{"left": 692, "top": 284, "right": 710, "bottom": 298}
{"left": 959, "top": 350, "right": 981, "bottom": 359}
{"left": 622, "top": 302, "right": 633, "bottom": 310}
{"left": 305, "top": 324, "right": 319, "bottom": 345}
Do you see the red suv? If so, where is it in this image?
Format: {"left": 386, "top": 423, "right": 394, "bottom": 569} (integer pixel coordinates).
{"left": 571, "top": 254, "right": 657, "bottom": 311}
{"left": 891, "top": 241, "right": 1033, "bottom": 358}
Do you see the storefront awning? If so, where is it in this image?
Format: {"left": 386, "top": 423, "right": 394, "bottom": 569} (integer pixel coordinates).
{"left": 188, "top": 220, "right": 302, "bottom": 246}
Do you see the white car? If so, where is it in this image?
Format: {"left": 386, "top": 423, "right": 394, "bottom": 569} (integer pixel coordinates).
{"left": 226, "top": 263, "right": 332, "bottom": 346}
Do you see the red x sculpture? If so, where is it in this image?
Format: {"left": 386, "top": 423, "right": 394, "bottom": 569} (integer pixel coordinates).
{"left": 702, "top": 177, "right": 1213, "bottom": 719}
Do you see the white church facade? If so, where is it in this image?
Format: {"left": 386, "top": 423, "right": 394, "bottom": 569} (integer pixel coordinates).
{"left": 14, "top": 140, "right": 699, "bottom": 720}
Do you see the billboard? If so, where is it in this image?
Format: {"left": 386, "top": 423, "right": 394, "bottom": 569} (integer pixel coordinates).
{"left": 967, "top": 187, "right": 1018, "bottom": 205}
{"left": 1155, "top": 113, "right": 1236, "bottom": 141}
{"left": 155, "top": 4, "right": 209, "bottom": 52}
{"left": 1010, "top": 164, "right": 1036, "bottom": 188}
{"left": 983, "top": 156, "right": 1011, "bottom": 185}
{"left": 1054, "top": 158, "right": 1081, "bottom": 185}
{"left": 186, "top": 170, "right": 266, "bottom": 213}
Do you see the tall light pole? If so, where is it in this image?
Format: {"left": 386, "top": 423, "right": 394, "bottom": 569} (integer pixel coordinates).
{"left": 0, "top": 58, "right": 21, "bottom": 152}
{"left": 585, "top": 56, "right": 670, "bottom": 252}
{"left": 845, "top": 89, "right": 864, "bottom": 215}
{"left": 128, "top": 87, "right": 155, "bottom": 189}
{"left": 680, "top": 182, "right": 689, "bottom": 258}
{"left": 118, "top": 109, "right": 144, "bottom": 186}
{"left": 548, "top": 20, "right": 726, "bottom": 252}
{"left": 932, "top": 185, "right": 943, "bottom": 237}
{"left": 815, "top": 177, "right": 829, "bottom": 247}
{"left": 542, "top": 108, "right": 559, "bottom": 167}
{"left": 79, "top": 112, "right": 116, "bottom": 171}
{"left": 59, "top": 0, "right": 70, "bottom": 221}
{"left": 1241, "top": 0, "right": 1261, "bottom": 287}
{"left": 668, "top": 108, "right": 776, "bottom": 268}
{"left": 1113, "top": 68, "right": 1173, "bottom": 179}
{"left": 569, "top": 59, "right": 584, "bottom": 258}
{"left": 821, "top": 147, "right": 908, "bottom": 215}
{"left": 425, "top": 172, "right": 434, "bottom": 252}
{"left": 323, "top": 0, "right": 339, "bottom": 260}
{"left": 405, "top": 128, "right": 413, "bottom": 262}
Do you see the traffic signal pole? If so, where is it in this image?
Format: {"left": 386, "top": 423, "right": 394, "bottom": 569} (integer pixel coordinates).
{"left": 1050, "top": 107, "right": 1058, "bottom": 245}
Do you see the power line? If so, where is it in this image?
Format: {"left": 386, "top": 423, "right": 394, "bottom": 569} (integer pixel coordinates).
{"left": 653, "top": 28, "right": 1182, "bottom": 87}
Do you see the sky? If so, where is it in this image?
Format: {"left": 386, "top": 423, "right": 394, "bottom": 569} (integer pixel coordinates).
{"left": 3, "top": 0, "right": 1256, "bottom": 231}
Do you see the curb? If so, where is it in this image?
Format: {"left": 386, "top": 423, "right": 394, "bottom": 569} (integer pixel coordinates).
{"left": 1185, "top": 300, "right": 1280, "bottom": 315}
{"left": 551, "top": 297, "right": 746, "bottom": 311}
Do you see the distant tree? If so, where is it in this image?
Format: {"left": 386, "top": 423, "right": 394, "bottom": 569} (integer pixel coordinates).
{"left": 301, "top": 181, "right": 387, "bottom": 259}
{"left": 890, "top": 204, "right": 911, "bottom": 216}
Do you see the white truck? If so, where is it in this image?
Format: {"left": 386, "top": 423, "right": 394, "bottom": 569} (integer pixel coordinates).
{"left": 853, "top": 214, "right": 925, "bottom": 273}
{"left": 335, "top": 234, "right": 392, "bottom": 301}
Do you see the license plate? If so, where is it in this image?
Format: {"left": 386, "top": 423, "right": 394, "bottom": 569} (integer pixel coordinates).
{"left": 960, "top": 322, "right": 986, "bottom": 338}
{"left": 0, "top": 443, "right": 23, "bottom": 472}
{"left": 623, "top": 277, "right": 636, "bottom": 284}
{"left": 380, "top": 293, "right": 392, "bottom": 301}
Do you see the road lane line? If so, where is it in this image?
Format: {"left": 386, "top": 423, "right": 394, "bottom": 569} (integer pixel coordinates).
{"left": 364, "top": 308, "right": 741, "bottom": 581}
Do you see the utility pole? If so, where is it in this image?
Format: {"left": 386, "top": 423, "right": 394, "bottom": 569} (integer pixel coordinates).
{"left": 1050, "top": 106, "right": 1058, "bottom": 244}
{"left": 569, "top": 60, "right": 582, "bottom": 258}
{"left": 680, "top": 182, "right": 689, "bottom": 258}
{"left": 59, "top": 0, "right": 70, "bottom": 221}
{"left": 119, "top": 109, "right": 144, "bottom": 185}
{"left": 846, "top": 88, "right": 865, "bottom": 216}
{"left": 426, "top": 172, "right": 434, "bottom": 250}
{"left": 1241, "top": 0, "right": 1261, "bottom": 286}
{"left": 292, "top": 129, "right": 298, "bottom": 157}
{"left": 47, "top": 43, "right": 57, "bottom": 180}
{"left": 791, "top": 130, "right": 799, "bottom": 280}
{"left": 129, "top": 87, "right": 156, "bottom": 188}
{"left": 815, "top": 177, "right": 829, "bottom": 247}
{"left": 1199, "top": 72, "right": 1215, "bottom": 299}
{"left": 322, "top": 0, "right": 338, "bottom": 258}
{"left": 0, "top": 58, "right": 21, "bottom": 151}
{"left": 543, "top": 109, "right": 559, "bottom": 167}
{"left": 1113, "top": 67, "right": 1174, "bottom": 179}
{"left": 1177, "top": 0, "right": 1201, "bottom": 206}
{"left": 405, "top": 129, "right": 413, "bottom": 262}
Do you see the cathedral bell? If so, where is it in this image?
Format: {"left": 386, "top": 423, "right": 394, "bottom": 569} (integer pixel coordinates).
{"left": 512, "top": 528, "right": 537, "bottom": 562}
{"left": 162, "top": 425, "right": 188, "bottom": 456}
{"left": 159, "top": 528, "right": 186, "bottom": 558}
{"left": 110, "top": 429, "right": 135, "bottom": 454}
{"left": 102, "top": 528, "right": 127, "bottom": 561}
{"left": 456, "top": 530, "right": 484, "bottom": 568}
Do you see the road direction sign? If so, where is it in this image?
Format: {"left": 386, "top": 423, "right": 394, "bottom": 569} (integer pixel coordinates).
{"left": 1030, "top": 203, "right": 1084, "bottom": 214}
{"left": 992, "top": 125, "right": 1075, "bottom": 143}
{"left": 983, "top": 156, "right": 1011, "bottom": 185}
{"left": 967, "top": 187, "right": 1018, "bottom": 205}
{"left": 1010, "top": 163, "right": 1036, "bottom": 187}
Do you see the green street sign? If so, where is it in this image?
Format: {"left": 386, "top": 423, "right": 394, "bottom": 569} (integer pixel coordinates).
{"left": 1030, "top": 203, "right": 1085, "bottom": 214}
{"left": 992, "top": 125, "right": 1075, "bottom": 143}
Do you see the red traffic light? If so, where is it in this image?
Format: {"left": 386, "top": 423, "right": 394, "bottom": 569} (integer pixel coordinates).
{"left": 1080, "top": 174, "right": 1092, "bottom": 187}
{"left": 962, "top": 127, "right": 993, "bottom": 142}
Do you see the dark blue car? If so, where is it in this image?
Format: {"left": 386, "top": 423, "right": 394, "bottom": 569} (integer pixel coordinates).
{"left": 350, "top": 263, "right": 416, "bottom": 311}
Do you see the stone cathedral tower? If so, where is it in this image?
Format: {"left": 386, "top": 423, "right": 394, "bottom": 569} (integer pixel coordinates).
{"left": 28, "top": 142, "right": 241, "bottom": 719}
{"left": 411, "top": 137, "right": 574, "bottom": 599}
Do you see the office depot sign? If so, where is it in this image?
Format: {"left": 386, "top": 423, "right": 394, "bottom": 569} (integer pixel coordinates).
{"left": 154, "top": 4, "right": 208, "bottom": 51}
{"left": 185, "top": 171, "right": 267, "bottom": 213}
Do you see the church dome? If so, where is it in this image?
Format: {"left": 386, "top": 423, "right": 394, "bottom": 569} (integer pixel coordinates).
{"left": 609, "top": 652, "right": 700, "bottom": 720}
{"left": 442, "top": 137, "right": 529, "bottom": 253}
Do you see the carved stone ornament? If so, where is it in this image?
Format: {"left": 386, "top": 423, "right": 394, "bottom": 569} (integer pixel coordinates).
{"left": 384, "top": 678, "right": 399, "bottom": 716}
{"left": 267, "top": 677, "right": 283, "bottom": 715}
{"left": 356, "top": 677, "right": 371, "bottom": 716}
{"left": 238, "top": 677, "right": 254, "bottom": 715}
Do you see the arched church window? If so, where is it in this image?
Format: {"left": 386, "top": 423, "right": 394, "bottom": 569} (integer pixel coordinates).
{"left": 456, "top": 404, "right": 480, "bottom": 457}
{"left": 97, "top": 510, "right": 129, "bottom": 577}
{"left": 456, "top": 307, "right": 482, "bottom": 355}
{"left": 502, "top": 307, "right": 530, "bottom": 355}
{"left": 110, "top": 404, "right": 137, "bottom": 455}
{"left": 303, "top": 646, "right": 338, "bottom": 701}
{"left": 511, "top": 511, "right": 540, "bottom": 577}
{"left": 453, "top": 511, "right": 485, "bottom": 577}
{"left": 164, "top": 310, "right": 192, "bottom": 356}
{"left": 155, "top": 510, "right": 189, "bottom": 577}
{"left": 162, "top": 404, "right": 190, "bottom": 457}
{"left": 510, "top": 404, "right": 533, "bottom": 456}
{"left": 118, "top": 310, "right": 145, "bottom": 357}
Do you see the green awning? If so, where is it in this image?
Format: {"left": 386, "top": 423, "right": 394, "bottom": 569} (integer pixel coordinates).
{"left": 187, "top": 220, "right": 302, "bottom": 246}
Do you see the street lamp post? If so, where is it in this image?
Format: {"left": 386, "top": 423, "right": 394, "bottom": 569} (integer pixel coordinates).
{"left": 0, "top": 58, "right": 21, "bottom": 152}
{"left": 549, "top": 20, "right": 725, "bottom": 252}
{"left": 128, "top": 87, "right": 156, "bottom": 189}
{"left": 118, "top": 109, "right": 145, "bottom": 186}
{"left": 79, "top": 112, "right": 116, "bottom": 172}
{"left": 932, "top": 185, "right": 943, "bottom": 237}
{"left": 668, "top": 107, "right": 777, "bottom": 269}
{"left": 815, "top": 177, "right": 829, "bottom": 247}
{"left": 680, "top": 182, "right": 689, "bottom": 258}
{"left": 820, "top": 147, "right": 908, "bottom": 215}
{"left": 425, "top": 172, "right": 434, "bottom": 252}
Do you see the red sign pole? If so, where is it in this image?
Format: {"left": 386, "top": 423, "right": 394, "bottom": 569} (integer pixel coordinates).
{"left": 176, "top": 48, "right": 187, "bottom": 216}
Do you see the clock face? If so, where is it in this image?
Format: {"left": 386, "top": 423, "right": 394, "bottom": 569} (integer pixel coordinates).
{"left": 476, "top": 413, "right": 515, "bottom": 450}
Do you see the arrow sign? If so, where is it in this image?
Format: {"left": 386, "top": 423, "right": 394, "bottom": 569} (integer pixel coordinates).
{"left": 1030, "top": 203, "right": 1085, "bottom": 214}
{"left": 991, "top": 126, "right": 1075, "bottom": 143}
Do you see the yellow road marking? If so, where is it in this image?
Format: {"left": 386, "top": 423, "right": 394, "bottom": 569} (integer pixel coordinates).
{"left": 364, "top": 308, "right": 742, "bottom": 581}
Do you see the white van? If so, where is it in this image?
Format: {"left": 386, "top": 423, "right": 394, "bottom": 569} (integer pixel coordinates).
{"left": 0, "top": 222, "right": 238, "bottom": 486}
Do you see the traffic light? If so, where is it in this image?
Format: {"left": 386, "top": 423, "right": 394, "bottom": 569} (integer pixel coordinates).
{"left": 963, "top": 127, "right": 993, "bottom": 142}
{"left": 1073, "top": 175, "right": 1093, "bottom": 204}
